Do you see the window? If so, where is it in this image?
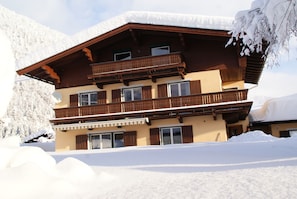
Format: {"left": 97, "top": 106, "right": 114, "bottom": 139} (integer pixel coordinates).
{"left": 89, "top": 132, "right": 124, "bottom": 149}
{"left": 90, "top": 133, "right": 112, "bottom": 149}
{"left": 122, "top": 87, "right": 142, "bottom": 102}
{"left": 160, "top": 127, "right": 182, "bottom": 145}
{"left": 151, "top": 46, "right": 170, "bottom": 56}
{"left": 114, "top": 51, "right": 131, "bottom": 61}
{"left": 168, "top": 81, "right": 190, "bottom": 97}
{"left": 114, "top": 133, "right": 124, "bottom": 148}
{"left": 79, "top": 92, "right": 97, "bottom": 106}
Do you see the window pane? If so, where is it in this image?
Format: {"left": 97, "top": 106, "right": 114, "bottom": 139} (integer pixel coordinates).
{"left": 80, "top": 94, "right": 89, "bottom": 106}
{"left": 114, "top": 133, "right": 124, "bottom": 148}
{"left": 90, "top": 93, "right": 98, "bottom": 105}
{"left": 170, "top": 84, "right": 179, "bottom": 97}
{"left": 180, "top": 82, "right": 190, "bottom": 96}
{"left": 172, "top": 127, "right": 182, "bottom": 144}
{"left": 133, "top": 87, "right": 142, "bottom": 101}
{"left": 161, "top": 128, "right": 171, "bottom": 145}
{"left": 114, "top": 52, "right": 131, "bottom": 61}
{"left": 102, "top": 134, "right": 112, "bottom": 149}
{"left": 123, "top": 89, "right": 132, "bottom": 102}
{"left": 91, "top": 135, "right": 101, "bottom": 149}
{"left": 151, "top": 46, "right": 170, "bottom": 56}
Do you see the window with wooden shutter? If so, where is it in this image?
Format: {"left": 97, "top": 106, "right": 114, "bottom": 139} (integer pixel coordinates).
{"left": 190, "top": 80, "right": 201, "bottom": 94}
{"left": 70, "top": 94, "right": 78, "bottom": 107}
{"left": 142, "top": 86, "right": 152, "bottom": 100}
{"left": 124, "top": 131, "right": 137, "bottom": 146}
{"left": 76, "top": 134, "right": 88, "bottom": 150}
{"left": 150, "top": 128, "right": 160, "bottom": 145}
{"left": 112, "top": 89, "right": 121, "bottom": 103}
{"left": 157, "top": 84, "right": 167, "bottom": 98}
{"left": 182, "top": 125, "right": 193, "bottom": 143}
{"left": 97, "top": 91, "right": 106, "bottom": 104}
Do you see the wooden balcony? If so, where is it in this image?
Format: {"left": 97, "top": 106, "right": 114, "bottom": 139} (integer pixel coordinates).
{"left": 52, "top": 89, "right": 250, "bottom": 124}
{"left": 88, "top": 52, "right": 186, "bottom": 88}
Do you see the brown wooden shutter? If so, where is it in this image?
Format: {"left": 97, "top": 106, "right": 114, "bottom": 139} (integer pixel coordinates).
{"left": 142, "top": 86, "right": 152, "bottom": 100}
{"left": 190, "top": 80, "right": 201, "bottom": 94}
{"left": 70, "top": 94, "right": 78, "bottom": 107}
{"left": 97, "top": 91, "right": 106, "bottom": 104}
{"left": 157, "top": 84, "right": 167, "bottom": 98}
{"left": 182, "top": 125, "right": 193, "bottom": 143}
{"left": 124, "top": 131, "right": 137, "bottom": 146}
{"left": 112, "top": 89, "right": 121, "bottom": 103}
{"left": 76, "top": 134, "right": 88, "bottom": 150}
{"left": 150, "top": 128, "right": 160, "bottom": 145}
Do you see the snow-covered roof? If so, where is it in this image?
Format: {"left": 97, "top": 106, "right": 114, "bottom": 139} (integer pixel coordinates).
{"left": 17, "top": 11, "right": 233, "bottom": 70}
{"left": 250, "top": 93, "right": 297, "bottom": 122}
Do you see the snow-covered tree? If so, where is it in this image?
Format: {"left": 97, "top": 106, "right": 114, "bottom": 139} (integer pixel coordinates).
{"left": 228, "top": 0, "right": 297, "bottom": 65}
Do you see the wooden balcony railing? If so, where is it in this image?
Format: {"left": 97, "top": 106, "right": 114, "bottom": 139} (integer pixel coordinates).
{"left": 54, "top": 89, "right": 248, "bottom": 119}
{"left": 90, "top": 52, "right": 184, "bottom": 76}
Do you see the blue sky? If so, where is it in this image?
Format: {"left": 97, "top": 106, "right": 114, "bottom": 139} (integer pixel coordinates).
{"left": 1, "top": 0, "right": 297, "bottom": 100}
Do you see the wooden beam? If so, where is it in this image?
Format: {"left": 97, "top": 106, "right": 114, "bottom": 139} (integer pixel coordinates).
{"left": 129, "top": 29, "right": 139, "bottom": 45}
{"left": 41, "top": 65, "right": 61, "bottom": 83}
{"left": 178, "top": 33, "right": 186, "bottom": 49}
{"left": 82, "top": 48, "right": 93, "bottom": 62}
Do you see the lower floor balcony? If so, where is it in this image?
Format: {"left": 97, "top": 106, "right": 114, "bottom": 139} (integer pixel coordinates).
{"left": 52, "top": 89, "right": 251, "bottom": 126}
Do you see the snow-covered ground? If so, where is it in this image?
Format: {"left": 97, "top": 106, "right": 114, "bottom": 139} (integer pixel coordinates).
{"left": 1, "top": 131, "right": 297, "bottom": 199}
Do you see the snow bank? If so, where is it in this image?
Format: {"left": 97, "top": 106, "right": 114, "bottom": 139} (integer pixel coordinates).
{"left": 250, "top": 93, "right": 297, "bottom": 122}
{"left": 228, "top": 130, "right": 278, "bottom": 142}
{"left": 1, "top": 134, "right": 297, "bottom": 198}
{"left": 0, "top": 136, "right": 102, "bottom": 199}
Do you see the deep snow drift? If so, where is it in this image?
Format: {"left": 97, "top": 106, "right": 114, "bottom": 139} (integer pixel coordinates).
{"left": 250, "top": 93, "right": 297, "bottom": 122}
{"left": 0, "top": 131, "right": 297, "bottom": 199}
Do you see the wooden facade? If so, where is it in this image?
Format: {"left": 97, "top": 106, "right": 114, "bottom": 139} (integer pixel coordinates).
{"left": 17, "top": 17, "right": 265, "bottom": 151}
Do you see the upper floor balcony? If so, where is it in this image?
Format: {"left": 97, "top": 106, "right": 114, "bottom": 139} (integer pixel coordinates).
{"left": 88, "top": 52, "right": 186, "bottom": 88}
{"left": 52, "top": 89, "right": 250, "bottom": 125}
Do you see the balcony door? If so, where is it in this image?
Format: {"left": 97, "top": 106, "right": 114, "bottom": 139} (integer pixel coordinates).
{"left": 168, "top": 81, "right": 190, "bottom": 97}
{"left": 122, "top": 87, "right": 142, "bottom": 102}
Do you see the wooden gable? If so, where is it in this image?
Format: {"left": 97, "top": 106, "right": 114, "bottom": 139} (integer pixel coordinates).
{"left": 17, "top": 23, "right": 265, "bottom": 88}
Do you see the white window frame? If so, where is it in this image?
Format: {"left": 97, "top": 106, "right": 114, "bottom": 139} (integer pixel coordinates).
{"left": 89, "top": 132, "right": 124, "bottom": 149}
{"left": 113, "top": 132, "right": 124, "bottom": 148}
{"left": 168, "top": 81, "right": 190, "bottom": 97}
{"left": 122, "top": 87, "right": 142, "bottom": 102}
{"left": 160, "top": 127, "right": 182, "bottom": 145}
{"left": 79, "top": 92, "right": 97, "bottom": 106}
{"left": 151, "top": 45, "right": 170, "bottom": 56}
{"left": 89, "top": 133, "right": 112, "bottom": 149}
{"left": 114, "top": 51, "right": 131, "bottom": 61}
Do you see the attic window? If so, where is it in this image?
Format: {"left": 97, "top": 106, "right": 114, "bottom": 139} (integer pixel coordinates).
{"left": 114, "top": 51, "right": 131, "bottom": 61}
{"left": 151, "top": 46, "right": 170, "bottom": 56}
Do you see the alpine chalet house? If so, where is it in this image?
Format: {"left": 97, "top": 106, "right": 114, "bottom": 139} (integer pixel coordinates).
{"left": 17, "top": 12, "right": 265, "bottom": 151}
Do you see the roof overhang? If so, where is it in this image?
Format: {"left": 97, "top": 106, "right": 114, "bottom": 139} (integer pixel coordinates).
{"left": 16, "top": 23, "right": 230, "bottom": 80}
